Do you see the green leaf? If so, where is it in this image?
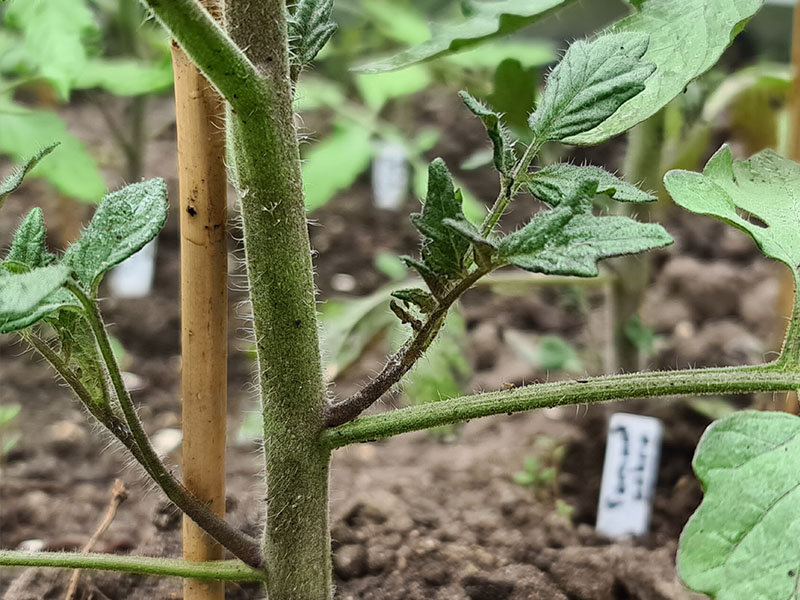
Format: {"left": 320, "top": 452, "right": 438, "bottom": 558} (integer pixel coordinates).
{"left": 52, "top": 311, "right": 110, "bottom": 405}
{"left": 528, "top": 163, "right": 655, "bottom": 206}
{"left": 664, "top": 145, "right": 800, "bottom": 270}
{"left": 390, "top": 287, "right": 437, "bottom": 314}
{"left": 64, "top": 179, "right": 168, "bottom": 292}
{"left": 5, "top": 208, "right": 54, "bottom": 269}
{"left": 359, "top": 1, "right": 430, "bottom": 45}
{"left": 459, "top": 91, "right": 516, "bottom": 176}
{"left": 356, "top": 0, "right": 571, "bottom": 73}
{"left": 395, "top": 307, "right": 471, "bottom": 406}
{"left": 73, "top": 58, "right": 174, "bottom": 96}
{"left": 678, "top": 411, "right": 800, "bottom": 599}
{"left": 538, "top": 335, "right": 582, "bottom": 371}
{"left": 289, "top": 0, "right": 337, "bottom": 67}
{"left": 319, "top": 286, "right": 398, "bottom": 380}
{"left": 497, "top": 181, "right": 671, "bottom": 277}
{"left": 529, "top": 33, "right": 655, "bottom": 142}
{"left": 0, "top": 103, "right": 106, "bottom": 202}
{"left": 487, "top": 59, "right": 538, "bottom": 136}
{"left": 355, "top": 65, "right": 432, "bottom": 111}
{"left": 445, "top": 40, "right": 555, "bottom": 69}
{"left": 566, "top": 0, "right": 764, "bottom": 145}
{"left": 0, "top": 144, "right": 57, "bottom": 209}
{"left": 4, "top": 0, "right": 97, "bottom": 99}
{"left": 0, "top": 264, "right": 73, "bottom": 333}
{"left": 302, "top": 120, "right": 373, "bottom": 211}
{"left": 410, "top": 159, "right": 470, "bottom": 279}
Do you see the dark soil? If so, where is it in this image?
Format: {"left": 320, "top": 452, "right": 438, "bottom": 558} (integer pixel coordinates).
{"left": 0, "top": 92, "right": 784, "bottom": 600}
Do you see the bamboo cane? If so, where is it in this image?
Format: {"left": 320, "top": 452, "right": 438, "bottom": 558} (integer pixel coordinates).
{"left": 170, "top": 1, "right": 229, "bottom": 597}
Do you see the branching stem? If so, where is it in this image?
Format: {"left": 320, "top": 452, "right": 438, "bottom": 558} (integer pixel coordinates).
{"left": 64, "top": 281, "right": 262, "bottom": 569}
{"left": 137, "top": 0, "right": 267, "bottom": 113}
{"left": 325, "top": 266, "right": 490, "bottom": 427}
{"left": 324, "top": 362, "right": 800, "bottom": 448}
{"left": 480, "top": 139, "right": 542, "bottom": 237}
{"left": 0, "top": 551, "right": 264, "bottom": 582}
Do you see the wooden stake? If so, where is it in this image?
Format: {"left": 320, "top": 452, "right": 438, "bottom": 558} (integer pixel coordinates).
{"left": 171, "top": 1, "right": 229, "bottom": 596}
{"left": 779, "top": 1, "right": 800, "bottom": 413}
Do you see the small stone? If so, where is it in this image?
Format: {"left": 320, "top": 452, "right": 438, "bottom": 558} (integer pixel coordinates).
{"left": 461, "top": 573, "right": 515, "bottom": 600}
{"left": 333, "top": 544, "right": 368, "bottom": 580}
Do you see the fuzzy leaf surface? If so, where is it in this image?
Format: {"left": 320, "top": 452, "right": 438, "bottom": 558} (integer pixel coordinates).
{"left": 289, "top": 0, "right": 337, "bottom": 66}
{"left": 6, "top": 208, "right": 54, "bottom": 269}
{"left": 497, "top": 181, "right": 671, "bottom": 277}
{"left": 566, "top": 0, "right": 763, "bottom": 145}
{"left": 664, "top": 145, "right": 800, "bottom": 269}
{"left": 410, "top": 159, "right": 470, "bottom": 279}
{"left": 0, "top": 144, "right": 57, "bottom": 209}
{"left": 459, "top": 91, "right": 516, "bottom": 176}
{"left": 356, "top": 0, "right": 570, "bottom": 73}
{"left": 65, "top": 179, "right": 168, "bottom": 292}
{"left": 0, "top": 264, "right": 72, "bottom": 333}
{"left": 528, "top": 163, "right": 655, "bottom": 206}
{"left": 678, "top": 411, "right": 800, "bottom": 600}
{"left": 528, "top": 33, "right": 655, "bottom": 142}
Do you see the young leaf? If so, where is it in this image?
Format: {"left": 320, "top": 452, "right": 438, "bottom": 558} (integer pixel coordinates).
{"left": 356, "top": 0, "right": 571, "bottom": 73}
{"left": 459, "top": 91, "right": 516, "bottom": 176}
{"left": 497, "top": 181, "right": 671, "bottom": 277}
{"left": 528, "top": 163, "right": 655, "bottom": 206}
{"left": 0, "top": 144, "right": 57, "bottom": 209}
{"left": 0, "top": 103, "right": 106, "bottom": 203}
{"left": 289, "top": 0, "right": 337, "bottom": 67}
{"left": 390, "top": 288, "right": 437, "bottom": 314}
{"left": 566, "top": 0, "right": 763, "bottom": 145}
{"left": 64, "top": 179, "right": 169, "bottom": 292}
{"left": 4, "top": 0, "right": 97, "bottom": 99}
{"left": 664, "top": 145, "right": 800, "bottom": 270}
{"left": 410, "top": 159, "right": 470, "bottom": 279}
{"left": 319, "top": 286, "right": 398, "bottom": 380}
{"left": 73, "top": 58, "right": 174, "bottom": 96}
{"left": 5, "top": 208, "right": 55, "bottom": 269}
{"left": 397, "top": 308, "right": 471, "bottom": 408}
{"left": 52, "top": 311, "right": 110, "bottom": 405}
{"left": 528, "top": 33, "right": 655, "bottom": 142}
{"left": 0, "top": 264, "right": 73, "bottom": 333}
{"left": 486, "top": 59, "right": 538, "bottom": 136}
{"left": 678, "top": 411, "right": 800, "bottom": 600}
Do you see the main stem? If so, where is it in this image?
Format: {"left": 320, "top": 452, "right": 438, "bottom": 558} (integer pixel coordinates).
{"left": 224, "top": 1, "right": 331, "bottom": 598}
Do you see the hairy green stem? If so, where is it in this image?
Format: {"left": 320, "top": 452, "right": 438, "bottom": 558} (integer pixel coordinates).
{"left": 0, "top": 551, "right": 264, "bottom": 582}
{"left": 775, "top": 269, "right": 800, "bottom": 369}
{"left": 137, "top": 0, "right": 265, "bottom": 112}
{"left": 480, "top": 139, "right": 542, "bottom": 237}
{"left": 223, "top": 1, "right": 332, "bottom": 597}
{"left": 324, "top": 363, "right": 800, "bottom": 448}
{"left": 21, "top": 331, "right": 143, "bottom": 461}
{"left": 64, "top": 282, "right": 262, "bottom": 569}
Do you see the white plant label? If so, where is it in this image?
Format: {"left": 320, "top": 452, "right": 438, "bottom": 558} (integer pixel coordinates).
{"left": 371, "top": 142, "right": 409, "bottom": 211}
{"left": 596, "top": 412, "right": 663, "bottom": 539}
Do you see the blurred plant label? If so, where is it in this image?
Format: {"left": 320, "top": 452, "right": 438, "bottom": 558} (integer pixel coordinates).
{"left": 596, "top": 413, "right": 662, "bottom": 539}
{"left": 372, "top": 142, "right": 409, "bottom": 211}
